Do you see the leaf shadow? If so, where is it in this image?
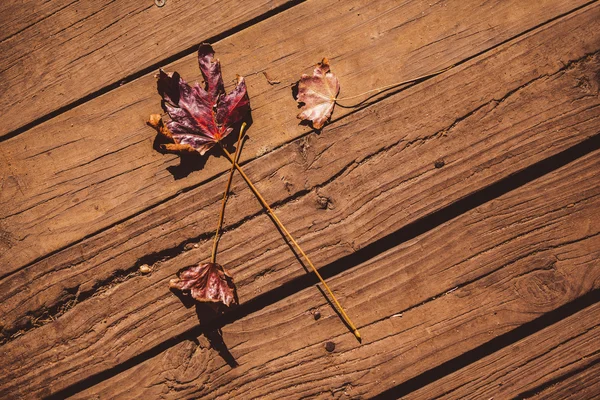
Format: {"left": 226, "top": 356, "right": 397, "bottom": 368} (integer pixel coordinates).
{"left": 291, "top": 81, "right": 300, "bottom": 103}
{"left": 170, "top": 264, "right": 239, "bottom": 368}
{"left": 195, "top": 303, "right": 239, "bottom": 368}
{"left": 169, "top": 287, "right": 197, "bottom": 309}
{"left": 166, "top": 152, "right": 210, "bottom": 179}
{"left": 153, "top": 116, "right": 253, "bottom": 180}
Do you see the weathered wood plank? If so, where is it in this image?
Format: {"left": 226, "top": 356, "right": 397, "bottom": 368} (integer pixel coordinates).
{"left": 0, "top": 0, "right": 294, "bottom": 138}
{"left": 525, "top": 360, "right": 600, "bottom": 399}
{"left": 72, "top": 147, "right": 600, "bottom": 399}
{"left": 1, "top": 10, "right": 599, "bottom": 395}
{"left": 404, "top": 303, "right": 600, "bottom": 399}
{"left": 2, "top": 1, "right": 599, "bottom": 342}
{"left": 0, "top": 0, "right": 591, "bottom": 275}
{"left": 0, "top": 0, "right": 74, "bottom": 42}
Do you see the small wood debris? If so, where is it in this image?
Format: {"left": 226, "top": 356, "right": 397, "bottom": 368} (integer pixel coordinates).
{"left": 139, "top": 264, "right": 152, "bottom": 274}
{"left": 263, "top": 71, "right": 281, "bottom": 85}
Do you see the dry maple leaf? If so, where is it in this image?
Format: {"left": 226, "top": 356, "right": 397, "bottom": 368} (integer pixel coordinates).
{"left": 296, "top": 58, "right": 340, "bottom": 129}
{"left": 169, "top": 262, "right": 238, "bottom": 307}
{"left": 156, "top": 43, "right": 250, "bottom": 155}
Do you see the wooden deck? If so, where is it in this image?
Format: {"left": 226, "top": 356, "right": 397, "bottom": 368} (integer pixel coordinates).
{"left": 1, "top": 1, "right": 599, "bottom": 398}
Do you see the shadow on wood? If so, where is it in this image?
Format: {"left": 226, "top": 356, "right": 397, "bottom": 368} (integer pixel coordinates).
{"left": 195, "top": 304, "right": 238, "bottom": 368}
{"left": 152, "top": 118, "right": 253, "bottom": 180}
{"left": 169, "top": 280, "right": 239, "bottom": 367}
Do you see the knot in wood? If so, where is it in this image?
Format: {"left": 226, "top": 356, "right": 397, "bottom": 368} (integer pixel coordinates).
{"left": 316, "top": 195, "right": 332, "bottom": 209}
{"left": 325, "top": 341, "right": 335, "bottom": 352}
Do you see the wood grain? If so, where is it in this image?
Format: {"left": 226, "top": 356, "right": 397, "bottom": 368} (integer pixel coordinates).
{"left": 0, "top": 0, "right": 592, "bottom": 275}
{"left": 525, "top": 360, "right": 600, "bottom": 399}
{"left": 0, "top": 0, "right": 75, "bottom": 42}
{"left": 404, "top": 303, "right": 600, "bottom": 399}
{"left": 72, "top": 147, "right": 600, "bottom": 399}
{"left": 2, "top": 1, "right": 599, "bottom": 340}
{"left": 1, "top": 10, "right": 599, "bottom": 395}
{"left": 0, "top": 0, "right": 293, "bottom": 137}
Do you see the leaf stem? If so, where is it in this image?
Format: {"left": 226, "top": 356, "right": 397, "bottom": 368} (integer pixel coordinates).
{"left": 210, "top": 123, "right": 247, "bottom": 263}
{"left": 334, "top": 64, "right": 454, "bottom": 104}
{"left": 219, "top": 144, "right": 361, "bottom": 341}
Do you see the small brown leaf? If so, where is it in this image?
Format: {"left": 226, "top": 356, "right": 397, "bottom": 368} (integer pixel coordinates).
{"left": 296, "top": 58, "right": 340, "bottom": 129}
{"left": 169, "top": 262, "right": 238, "bottom": 307}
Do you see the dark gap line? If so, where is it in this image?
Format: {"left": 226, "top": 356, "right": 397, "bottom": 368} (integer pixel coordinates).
{"left": 371, "top": 290, "right": 600, "bottom": 400}
{"left": 46, "top": 133, "right": 600, "bottom": 399}
{"left": 0, "top": 0, "right": 80, "bottom": 45}
{"left": 515, "top": 355, "right": 600, "bottom": 399}
{"left": 4, "top": 0, "right": 598, "bottom": 284}
{"left": 325, "top": 0, "right": 599, "bottom": 115}
{"left": 3, "top": 0, "right": 597, "bottom": 144}
{"left": 0, "top": 165, "right": 228, "bottom": 282}
{"left": 0, "top": 0, "right": 305, "bottom": 143}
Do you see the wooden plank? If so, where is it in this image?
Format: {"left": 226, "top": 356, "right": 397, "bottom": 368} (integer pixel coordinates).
{"left": 0, "top": 0, "right": 294, "bottom": 138}
{"left": 0, "top": 0, "right": 75, "bottom": 42}
{"left": 403, "top": 303, "right": 600, "bottom": 399}
{"left": 525, "top": 361, "right": 600, "bottom": 399}
{"left": 0, "top": 0, "right": 591, "bottom": 275}
{"left": 1, "top": 8, "right": 600, "bottom": 395}
{"left": 70, "top": 145, "right": 600, "bottom": 399}
{"left": 2, "top": 0, "right": 599, "bottom": 341}
{"left": 1, "top": 0, "right": 598, "bottom": 342}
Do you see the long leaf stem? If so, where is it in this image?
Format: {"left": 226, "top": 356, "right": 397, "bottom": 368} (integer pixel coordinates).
{"left": 219, "top": 143, "right": 361, "bottom": 341}
{"left": 334, "top": 64, "right": 454, "bottom": 104}
{"left": 210, "top": 123, "right": 247, "bottom": 263}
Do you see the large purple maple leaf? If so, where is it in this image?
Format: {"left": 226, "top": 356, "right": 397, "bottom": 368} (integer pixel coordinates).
{"left": 156, "top": 44, "right": 250, "bottom": 155}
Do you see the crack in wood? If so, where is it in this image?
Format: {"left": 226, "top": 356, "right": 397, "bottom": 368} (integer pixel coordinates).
{"left": 515, "top": 349, "right": 600, "bottom": 399}
{"left": 0, "top": 0, "right": 81, "bottom": 45}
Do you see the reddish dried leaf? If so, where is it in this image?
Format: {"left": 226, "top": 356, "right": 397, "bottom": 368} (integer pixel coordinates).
{"left": 169, "top": 262, "right": 238, "bottom": 307}
{"left": 156, "top": 44, "right": 250, "bottom": 155}
{"left": 296, "top": 58, "right": 340, "bottom": 129}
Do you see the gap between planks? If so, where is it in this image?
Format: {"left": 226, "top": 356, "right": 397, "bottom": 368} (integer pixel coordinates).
{"left": 0, "top": 0, "right": 596, "bottom": 278}
{"left": 2, "top": 2, "right": 595, "bottom": 340}
{"left": 67, "top": 145, "right": 600, "bottom": 399}
{"left": 0, "top": 0, "right": 303, "bottom": 139}
{"left": 1, "top": 5, "right": 593, "bottom": 394}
